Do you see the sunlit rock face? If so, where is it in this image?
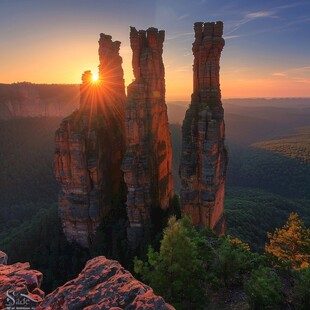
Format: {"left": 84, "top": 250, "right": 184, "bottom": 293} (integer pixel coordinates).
{"left": 122, "top": 27, "right": 174, "bottom": 248}
{"left": 39, "top": 256, "right": 174, "bottom": 310}
{"left": 54, "top": 34, "right": 126, "bottom": 248}
{"left": 180, "top": 22, "right": 227, "bottom": 234}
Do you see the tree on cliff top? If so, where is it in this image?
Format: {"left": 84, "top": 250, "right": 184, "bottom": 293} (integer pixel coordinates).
{"left": 134, "top": 216, "right": 206, "bottom": 309}
{"left": 265, "top": 212, "right": 310, "bottom": 269}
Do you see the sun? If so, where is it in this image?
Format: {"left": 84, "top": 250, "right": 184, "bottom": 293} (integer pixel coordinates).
{"left": 92, "top": 72, "right": 99, "bottom": 82}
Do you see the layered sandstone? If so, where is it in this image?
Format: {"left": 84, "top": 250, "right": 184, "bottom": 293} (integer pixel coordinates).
{"left": 180, "top": 22, "right": 227, "bottom": 233}
{"left": 39, "top": 256, "right": 174, "bottom": 310}
{"left": 122, "top": 27, "right": 174, "bottom": 247}
{"left": 0, "top": 253, "right": 44, "bottom": 309}
{"left": 54, "top": 34, "right": 126, "bottom": 247}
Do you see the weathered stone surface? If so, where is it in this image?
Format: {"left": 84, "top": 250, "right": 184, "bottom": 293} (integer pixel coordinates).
{"left": 180, "top": 22, "right": 227, "bottom": 233}
{"left": 0, "top": 252, "right": 44, "bottom": 309}
{"left": 39, "top": 256, "right": 174, "bottom": 310}
{"left": 54, "top": 34, "right": 126, "bottom": 247}
{"left": 0, "top": 253, "right": 173, "bottom": 309}
{"left": 122, "top": 27, "right": 174, "bottom": 248}
{"left": 0, "top": 251, "right": 7, "bottom": 265}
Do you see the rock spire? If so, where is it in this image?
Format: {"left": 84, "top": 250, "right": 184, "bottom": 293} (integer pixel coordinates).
{"left": 54, "top": 34, "right": 126, "bottom": 247}
{"left": 180, "top": 22, "right": 227, "bottom": 233}
{"left": 122, "top": 27, "right": 174, "bottom": 248}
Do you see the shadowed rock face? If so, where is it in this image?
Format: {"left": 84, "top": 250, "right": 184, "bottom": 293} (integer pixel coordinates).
{"left": 39, "top": 256, "right": 174, "bottom": 310}
{"left": 122, "top": 27, "right": 174, "bottom": 248}
{"left": 54, "top": 34, "right": 126, "bottom": 248}
{"left": 0, "top": 254, "right": 44, "bottom": 309}
{"left": 180, "top": 22, "right": 227, "bottom": 233}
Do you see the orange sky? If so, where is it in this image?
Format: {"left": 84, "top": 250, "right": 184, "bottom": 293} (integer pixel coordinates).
{"left": 1, "top": 0, "right": 310, "bottom": 100}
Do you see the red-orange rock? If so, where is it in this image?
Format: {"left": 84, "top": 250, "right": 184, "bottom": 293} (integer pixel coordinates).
{"left": 180, "top": 22, "right": 227, "bottom": 233}
{"left": 122, "top": 27, "right": 174, "bottom": 247}
{"left": 0, "top": 253, "right": 44, "bottom": 309}
{"left": 54, "top": 34, "right": 126, "bottom": 247}
{"left": 38, "top": 256, "right": 174, "bottom": 310}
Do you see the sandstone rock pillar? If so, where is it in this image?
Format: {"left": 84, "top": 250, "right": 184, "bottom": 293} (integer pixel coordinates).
{"left": 122, "top": 27, "right": 174, "bottom": 248}
{"left": 180, "top": 22, "right": 227, "bottom": 234}
{"left": 54, "top": 34, "right": 126, "bottom": 247}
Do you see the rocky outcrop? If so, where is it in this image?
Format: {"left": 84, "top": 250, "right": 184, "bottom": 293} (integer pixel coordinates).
{"left": 54, "top": 33, "right": 126, "bottom": 247}
{"left": 0, "top": 253, "right": 173, "bottom": 309}
{"left": 39, "top": 256, "right": 174, "bottom": 310}
{"left": 122, "top": 27, "right": 174, "bottom": 248}
{"left": 0, "top": 252, "right": 44, "bottom": 309}
{"left": 180, "top": 22, "right": 227, "bottom": 233}
{"left": 0, "top": 251, "right": 8, "bottom": 265}
{"left": 0, "top": 83, "right": 79, "bottom": 120}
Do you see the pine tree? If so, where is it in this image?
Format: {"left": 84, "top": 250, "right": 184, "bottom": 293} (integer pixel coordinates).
{"left": 265, "top": 213, "right": 310, "bottom": 269}
{"left": 134, "top": 216, "right": 206, "bottom": 309}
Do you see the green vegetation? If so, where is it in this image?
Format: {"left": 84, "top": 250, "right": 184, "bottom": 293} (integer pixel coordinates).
{"left": 225, "top": 187, "right": 310, "bottom": 252}
{"left": 293, "top": 268, "right": 310, "bottom": 309}
{"left": 134, "top": 215, "right": 309, "bottom": 309}
{"left": 0, "top": 204, "right": 90, "bottom": 292}
{"left": 134, "top": 217, "right": 206, "bottom": 309}
{"left": 0, "top": 117, "right": 61, "bottom": 233}
{"left": 245, "top": 266, "right": 282, "bottom": 309}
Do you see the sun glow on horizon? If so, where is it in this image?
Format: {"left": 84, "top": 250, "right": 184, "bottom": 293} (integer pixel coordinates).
{"left": 92, "top": 72, "right": 99, "bottom": 82}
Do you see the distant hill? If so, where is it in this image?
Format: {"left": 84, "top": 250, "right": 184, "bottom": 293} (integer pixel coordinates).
{"left": 252, "top": 126, "right": 310, "bottom": 163}
{"left": 0, "top": 83, "right": 79, "bottom": 119}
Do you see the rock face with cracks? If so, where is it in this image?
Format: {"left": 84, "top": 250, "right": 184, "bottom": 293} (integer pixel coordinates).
{"left": 0, "top": 253, "right": 44, "bottom": 309}
{"left": 180, "top": 22, "right": 227, "bottom": 234}
{"left": 39, "top": 256, "right": 174, "bottom": 310}
{"left": 54, "top": 33, "right": 126, "bottom": 248}
{"left": 0, "top": 252, "right": 173, "bottom": 310}
{"left": 122, "top": 27, "right": 174, "bottom": 248}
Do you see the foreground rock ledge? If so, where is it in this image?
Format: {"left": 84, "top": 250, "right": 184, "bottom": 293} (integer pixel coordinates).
{"left": 40, "top": 256, "right": 174, "bottom": 309}
{"left": 0, "top": 255, "right": 44, "bottom": 309}
{"left": 0, "top": 253, "right": 173, "bottom": 309}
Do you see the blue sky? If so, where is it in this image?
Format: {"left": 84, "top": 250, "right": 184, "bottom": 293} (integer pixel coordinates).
{"left": 1, "top": 0, "right": 310, "bottom": 98}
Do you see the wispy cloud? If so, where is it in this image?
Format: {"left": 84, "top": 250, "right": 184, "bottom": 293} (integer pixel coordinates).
{"left": 166, "top": 32, "right": 192, "bottom": 41}
{"left": 226, "top": 10, "right": 277, "bottom": 35}
{"left": 226, "top": 2, "right": 308, "bottom": 36}
{"left": 272, "top": 72, "right": 287, "bottom": 77}
{"left": 272, "top": 66, "right": 310, "bottom": 79}
{"left": 246, "top": 11, "right": 276, "bottom": 19}
{"left": 177, "top": 14, "right": 189, "bottom": 21}
{"left": 223, "top": 34, "right": 243, "bottom": 40}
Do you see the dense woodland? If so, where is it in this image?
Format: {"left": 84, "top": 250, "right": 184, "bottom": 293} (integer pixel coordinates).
{"left": 0, "top": 100, "right": 309, "bottom": 308}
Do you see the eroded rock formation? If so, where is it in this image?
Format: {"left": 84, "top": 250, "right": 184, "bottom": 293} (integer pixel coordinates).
{"left": 39, "top": 256, "right": 174, "bottom": 309}
{"left": 180, "top": 22, "right": 227, "bottom": 233}
{"left": 122, "top": 27, "right": 174, "bottom": 247}
{"left": 54, "top": 33, "right": 126, "bottom": 247}
{"left": 0, "top": 253, "right": 44, "bottom": 309}
{"left": 0, "top": 252, "right": 173, "bottom": 309}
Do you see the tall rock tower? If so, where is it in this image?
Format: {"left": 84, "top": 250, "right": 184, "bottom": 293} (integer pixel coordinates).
{"left": 122, "top": 27, "right": 174, "bottom": 248}
{"left": 54, "top": 34, "right": 126, "bottom": 247}
{"left": 180, "top": 22, "right": 227, "bottom": 234}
